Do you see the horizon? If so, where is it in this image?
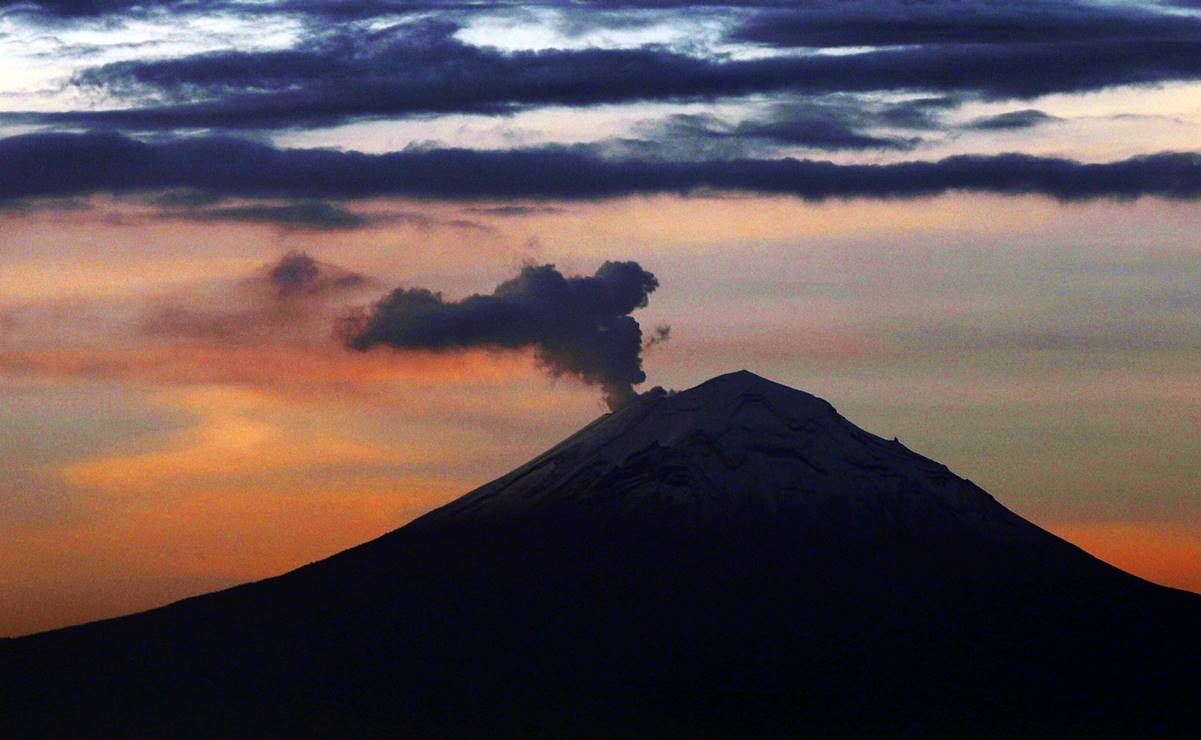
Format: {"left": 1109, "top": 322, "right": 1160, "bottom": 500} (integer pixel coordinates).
{"left": 3, "top": 0, "right": 1201, "bottom": 638}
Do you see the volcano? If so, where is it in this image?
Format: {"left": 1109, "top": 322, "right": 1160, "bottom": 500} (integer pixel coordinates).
{"left": 2, "top": 371, "right": 1198, "bottom": 738}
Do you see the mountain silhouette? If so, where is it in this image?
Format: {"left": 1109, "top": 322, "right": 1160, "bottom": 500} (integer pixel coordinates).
{"left": 2, "top": 371, "right": 1198, "bottom": 738}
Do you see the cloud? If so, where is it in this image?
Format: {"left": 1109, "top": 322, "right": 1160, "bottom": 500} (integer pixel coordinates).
{"left": 342, "top": 261, "right": 662, "bottom": 410}
{"left": 0, "top": 195, "right": 92, "bottom": 216}
{"left": 4, "top": 131, "right": 1201, "bottom": 203}
{"left": 146, "top": 199, "right": 491, "bottom": 232}
{"left": 155, "top": 201, "right": 375, "bottom": 230}
{"left": 0, "top": 0, "right": 471, "bottom": 20}
{"left": 726, "top": 106, "right": 920, "bottom": 151}
{"left": 12, "top": 0, "right": 1195, "bottom": 40}
{"left": 8, "top": 9, "right": 1201, "bottom": 133}
{"left": 463, "top": 205, "right": 565, "bottom": 217}
{"left": 141, "top": 251, "right": 370, "bottom": 343}
{"left": 0, "top": 0, "right": 186, "bottom": 18}
{"left": 619, "top": 100, "right": 925, "bottom": 157}
{"left": 876, "top": 96, "right": 961, "bottom": 129}
{"left": 730, "top": 0, "right": 1201, "bottom": 48}
{"left": 964, "top": 109, "right": 1062, "bottom": 131}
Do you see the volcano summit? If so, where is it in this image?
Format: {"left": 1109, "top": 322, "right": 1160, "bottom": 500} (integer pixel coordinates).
{"left": 2, "top": 371, "right": 1198, "bottom": 737}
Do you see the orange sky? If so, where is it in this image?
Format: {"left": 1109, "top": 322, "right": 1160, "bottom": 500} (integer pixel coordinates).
{"left": 2, "top": 192, "right": 1200, "bottom": 636}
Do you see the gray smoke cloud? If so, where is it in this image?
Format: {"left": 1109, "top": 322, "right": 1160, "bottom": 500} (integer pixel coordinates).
{"left": 342, "top": 261, "right": 663, "bottom": 410}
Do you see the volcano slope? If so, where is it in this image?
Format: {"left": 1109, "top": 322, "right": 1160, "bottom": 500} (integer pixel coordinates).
{"left": 2, "top": 371, "right": 1199, "bottom": 738}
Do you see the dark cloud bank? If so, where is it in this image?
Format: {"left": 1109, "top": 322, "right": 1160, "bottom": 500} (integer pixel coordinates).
{"left": 729, "top": 0, "right": 1201, "bottom": 48}
{"left": 5, "top": 0, "right": 1201, "bottom": 134}
{"left": 25, "top": 38, "right": 1201, "bottom": 131}
{"left": 4, "top": 132, "right": 1201, "bottom": 204}
{"left": 0, "top": 0, "right": 477, "bottom": 19}
{"left": 343, "top": 261, "right": 661, "bottom": 411}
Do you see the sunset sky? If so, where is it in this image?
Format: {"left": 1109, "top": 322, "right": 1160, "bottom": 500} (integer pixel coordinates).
{"left": 2, "top": 0, "right": 1200, "bottom": 637}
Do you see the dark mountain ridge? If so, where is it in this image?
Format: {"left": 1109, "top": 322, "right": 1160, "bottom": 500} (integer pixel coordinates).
{"left": 3, "top": 371, "right": 1199, "bottom": 737}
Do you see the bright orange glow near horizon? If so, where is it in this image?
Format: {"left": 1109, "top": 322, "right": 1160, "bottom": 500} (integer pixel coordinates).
{"left": 1049, "top": 522, "right": 1201, "bottom": 596}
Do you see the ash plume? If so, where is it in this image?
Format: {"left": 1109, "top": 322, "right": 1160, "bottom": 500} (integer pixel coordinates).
{"left": 644, "top": 324, "right": 671, "bottom": 349}
{"left": 342, "top": 261, "right": 662, "bottom": 410}
{"left": 141, "top": 251, "right": 369, "bottom": 342}
{"left": 267, "top": 250, "right": 366, "bottom": 299}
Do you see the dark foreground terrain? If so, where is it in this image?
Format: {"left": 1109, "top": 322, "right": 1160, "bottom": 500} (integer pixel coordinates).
{"left": 3, "top": 371, "right": 1199, "bottom": 738}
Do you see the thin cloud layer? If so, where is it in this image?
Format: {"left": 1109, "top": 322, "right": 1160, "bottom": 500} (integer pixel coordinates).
{"left": 343, "top": 262, "right": 662, "bottom": 410}
{"left": 0, "top": 0, "right": 183, "bottom": 17}
{"left": 145, "top": 199, "right": 490, "bottom": 231}
{"left": 0, "top": 0, "right": 473, "bottom": 20}
{"left": 620, "top": 101, "right": 926, "bottom": 158}
{"left": 731, "top": 0, "right": 1201, "bottom": 48}
{"left": 963, "top": 109, "right": 1062, "bottom": 131}
{"left": 4, "top": 131, "right": 1201, "bottom": 203}
{"left": 154, "top": 201, "right": 375, "bottom": 230}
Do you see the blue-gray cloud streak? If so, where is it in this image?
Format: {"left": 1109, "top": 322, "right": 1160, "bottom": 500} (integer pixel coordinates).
{"left": 3, "top": 132, "right": 1201, "bottom": 204}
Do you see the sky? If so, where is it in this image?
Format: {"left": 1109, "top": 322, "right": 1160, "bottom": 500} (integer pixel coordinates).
{"left": 1, "top": 0, "right": 1200, "bottom": 637}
